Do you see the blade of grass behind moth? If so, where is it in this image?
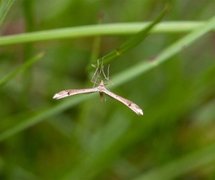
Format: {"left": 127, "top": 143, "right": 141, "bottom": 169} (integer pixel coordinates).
{"left": 0, "top": 22, "right": 209, "bottom": 46}
{"left": 0, "top": 14, "right": 215, "bottom": 142}
{"left": 86, "top": 21, "right": 102, "bottom": 75}
{"left": 134, "top": 143, "right": 215, "bottom": 180}
{"left": 88, "top": 17, "right": 103, "bottom": 66}
{"left": 110, "top": 14, "right": 215, "bottom": 88}
{"left": 100, "top": 6, "right": 168, "bottom": 65}
{"left": 0, "top": 52, "right": 44, "bottom": 87}
{"left": 0, "top": 0, "right": 16, "bottom": 27}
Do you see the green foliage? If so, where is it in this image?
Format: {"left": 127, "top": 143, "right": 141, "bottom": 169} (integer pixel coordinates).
{"left": 1, "top": 1, "right": 215, "bottom": 180}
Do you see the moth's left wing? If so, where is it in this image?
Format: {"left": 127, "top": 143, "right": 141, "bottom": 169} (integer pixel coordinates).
{"left": 102, "top": 88, "right": 143, "bottom": 115}
{"left": 53, "top": 87, "right": 98, "bottom": 100}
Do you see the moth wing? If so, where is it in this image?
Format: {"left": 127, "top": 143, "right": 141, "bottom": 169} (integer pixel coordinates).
{"left": 103, "top": 88, "right": 143, "bottom": 115}
{"left": 53, "top": 87, "right": 98, "bottom": 100}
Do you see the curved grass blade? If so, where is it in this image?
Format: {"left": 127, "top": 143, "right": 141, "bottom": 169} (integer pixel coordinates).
{"left": 110, "top": 15, "right": 215, "bottom": 88}
{"left": 100, "top": 6, "right": 168, "bottom": 65}
{"left": 0, "top": 95, "right": 90, "bottom": 142}
{"left": 134, "top": 143, "right": 215, "bottom": 180}
{"left": 0, "top": 22, "right": 210, "bottom": 46}
{"left": 0, "top": 15, "right": 215, "bottom": 141}
{"left": 0, "top": 0, "right": 16, "bottom": 27}
{"left": 0, "top": 52, "right": 44, "bottom": 87}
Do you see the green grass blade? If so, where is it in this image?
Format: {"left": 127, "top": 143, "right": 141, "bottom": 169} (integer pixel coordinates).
{"left": 0, "top": 15, "right": 215, "bottom": 141}
{"left": 0, "top": 52, "right": 44, "bottom": 87}
{"left": 88, "top": 18, "right": 103, "bottom": 67}
{"left": 100, "top": 7, "right": 168, "bottom": 64}
{"left": 110, "top": 15, "right": 215, "bottom": 88}
{"left": 0, "top": 95, "right": 90, "bottom": 141}
{"left": 0, "top": 0, "right": 16, "bottom": 27}
{"left": 0, "top": 22, "right": 208, "bottom": 46}
{"left": 134, "top": 143, "right": 215, "bottom": 180}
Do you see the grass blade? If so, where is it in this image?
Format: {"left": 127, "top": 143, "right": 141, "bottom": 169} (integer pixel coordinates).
{"left": 134, "top": 143, "right": 215, "bottom": 180}
{"left": 0, "top": 22, "right": 208, "bottom": 46}
{"left": 0, "top": 0, "right": 16, "bottom": 27}
{"left": 0, "top": 95, "right": 89, "bottom": 141}
{"left": 0, "top": 52, "right": 44, "bottom": 87}
{"left": 111, "top": 15, "right": 215, "bottom": 87}
{"left": 100, "top": 7, "right": 168, "bottom": 64}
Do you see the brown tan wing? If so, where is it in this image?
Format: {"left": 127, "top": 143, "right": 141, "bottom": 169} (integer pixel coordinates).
{"left": 102, "top": 88, "right": 143, "bottom": 115}
{"left": 53, "top": 87, "right": 98, "bottom": 100}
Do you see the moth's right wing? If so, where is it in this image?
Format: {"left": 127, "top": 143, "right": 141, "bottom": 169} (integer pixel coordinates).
{"left": 102, "top": 88, "right": 143, "bottom": 116}
{"left": 53, "top": 87, "right": 98, "bottom": 100}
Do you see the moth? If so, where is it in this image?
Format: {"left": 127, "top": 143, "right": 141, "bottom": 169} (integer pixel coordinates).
{"left": 53, "top": 80, "right": 143, "bottom": 115}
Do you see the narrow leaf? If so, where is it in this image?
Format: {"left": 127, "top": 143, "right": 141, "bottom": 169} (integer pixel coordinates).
{"left": 0, "top": 52, "right": 44, "bottom": 87}
{"left": 101, "top": 6, "right": 168, "bottom": 64}
{"left": 110, "top": 15, "right": 215, "bottom": 88}
{"left": 0, "top": 0, "right": 16, "bottom": 27}
{"left": 135, "top": 144, "right": 215, "bottom": 180}
{"left": 0, "top": 22, "right": 210, "bottom": 46}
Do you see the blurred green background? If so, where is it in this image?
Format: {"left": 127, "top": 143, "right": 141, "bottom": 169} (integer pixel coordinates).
{"left": 1, "top": 0, "right": 215, "bottom": 179}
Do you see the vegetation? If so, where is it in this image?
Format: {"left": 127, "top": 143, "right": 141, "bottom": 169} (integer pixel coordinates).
{"left": 0, "top": 0, "right": 215, "bottom": 179}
